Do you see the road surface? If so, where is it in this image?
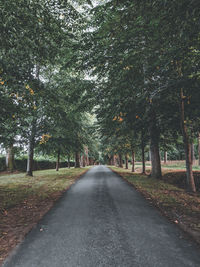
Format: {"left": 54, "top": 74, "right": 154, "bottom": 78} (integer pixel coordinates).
{"left": 3, "top": 166, "right": 200, "bottom": 267}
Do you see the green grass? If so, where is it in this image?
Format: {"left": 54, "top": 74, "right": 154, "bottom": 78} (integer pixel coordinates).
{"left": 111, "top": 166, "right": 180, "bottom": 192}
{"left": 123, "top": 162, "right": 200, "bottom": 171}
{"left": 0, "top": 167, "right": 90, "bottom": 211}
{"left": 161, "top": 164, "right": 200, "bottom": 170}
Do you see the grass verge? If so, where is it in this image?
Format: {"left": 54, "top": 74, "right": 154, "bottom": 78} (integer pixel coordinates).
{"left": 126, "top": 162, "right": 200, "bottom": 172}
{"left": 110, "top": 166, "right": 200, "bottom": 246}
{"left": 0, "top": 167, "right": 91, "bottom": 265}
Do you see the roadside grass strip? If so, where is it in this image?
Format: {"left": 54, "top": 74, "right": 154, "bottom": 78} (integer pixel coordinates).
{"left": 110, "top": 166, "right": 200, "bottom": 246}
{"left": 0, "top": 167, "right": 91, "bottom": 265}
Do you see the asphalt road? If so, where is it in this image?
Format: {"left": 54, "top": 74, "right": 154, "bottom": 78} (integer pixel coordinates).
{"left": 3, "top": 166, "right": 200, "bottom": 267}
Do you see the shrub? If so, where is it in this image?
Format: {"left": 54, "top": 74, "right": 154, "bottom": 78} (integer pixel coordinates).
{"left": 0, "top": 157, "right": 75, "bottom": 172}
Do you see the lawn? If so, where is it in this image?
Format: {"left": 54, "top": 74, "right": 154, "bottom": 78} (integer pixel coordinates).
{"left": 0, "top": 167, "right": 91, "bottom": 265}
{"left": 0, "top": 168, "right": 90, "bottom": 211}
{"left": 130, "top": 161, "right": 200, "bottom": 172}
{"left": 110, "top": 166, "right": 200, "bottom": 246}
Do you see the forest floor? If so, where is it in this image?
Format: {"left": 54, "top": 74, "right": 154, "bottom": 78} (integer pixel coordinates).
{"left": 110, "top": 166, "right": 200, "bottom": 247}
{"left": 0, "top": 167, "right": 90, "bottom": 266}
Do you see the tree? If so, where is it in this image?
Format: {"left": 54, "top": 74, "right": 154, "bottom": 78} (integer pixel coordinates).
{"left": 81, "top": 0, "right": 200, "bottom": 191}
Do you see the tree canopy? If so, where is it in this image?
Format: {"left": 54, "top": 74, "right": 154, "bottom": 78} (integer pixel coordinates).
{"left": 0, "top": 0, "right": 200, "bottom": 191}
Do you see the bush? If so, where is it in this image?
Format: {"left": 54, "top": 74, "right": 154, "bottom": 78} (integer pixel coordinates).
{"left": 0, "top": 157, "right": 75, "bottom": 172}
{"left": 0, "top": 157, "right": 6, "bottom": 171}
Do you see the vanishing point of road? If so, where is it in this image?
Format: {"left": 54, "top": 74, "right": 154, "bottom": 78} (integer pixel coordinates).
{"left": 3, "top": 166, "right": 200, "bottom": 267}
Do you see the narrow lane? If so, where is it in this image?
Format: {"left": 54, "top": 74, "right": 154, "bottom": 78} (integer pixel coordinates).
{"left": 3, "top": 166, "right": 200, "bottom": 267}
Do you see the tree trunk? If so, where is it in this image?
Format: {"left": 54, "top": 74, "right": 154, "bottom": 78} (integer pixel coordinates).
{"left": 75, "top": 152, "right": 80, "bottom": 168}
{"left": 56, "top": 150, "right": 60, "bottom": 171}
{"left": 85, "top": 146, "right": 89, "bottom": 166}
{"left": 198, "top": 132, "right": 200, "bottom": 166}
{"left": 36, "top": 64, "right": 40, "bottom": 79}
{"left": 180, "top": 88, "right": 196, "bottom": 192}
{"left": 79, "top": 154, "right": 82, "bottom": 167}
{"left": 149, "top": 151, "right": 151, "bottom": 161}
{"left": 131, "top": 150, "right": 135, "bottom": 172}
{"left": 141, "top": 142, "right": 145, "bottom": 174}
{"left": 6, "top": 144, "right": 15, "bottom": 172}
{"left": 118, "top": 153, "right": 123, "bottom": 168}
{"left": 26, "top": 121, "right": 36, "bottom": 176}
{"left": 149, "top": 108, "right": 162, "bottom": 179}
{"left": 82, "top": 155, "right": 86, "bottom": 167}
{"left": 164, "top": 151, "right": 168, "bottom": 164}
{"left": 191, "top": 143, "right": 195, "bottom": 165}
{"left": 114, "top": 155, "right": 117, "bottom": 166}
{"left": 179, "top": 150, "right": 183, "bottom": 160}
{"left": 89, "top": 158, "right": 93, "bottom": 165}
{"left": 108, "top": 156, "right": 112, "bottom": 165}
{"left": 26, "top": 65, "right": 40, "bottom": 176}
{"left": 116, "top": 156, "right": 119, "bottom": 166}
{"left": 26, "top": 140, "right": 34, "bottom": 176}
{"left": 125, "top": 154, "right": 128, "bottom": 169}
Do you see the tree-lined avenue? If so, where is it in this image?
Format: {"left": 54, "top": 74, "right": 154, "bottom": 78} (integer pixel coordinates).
{"left": 3, "top": 166, "right": 200, "bottom": 267}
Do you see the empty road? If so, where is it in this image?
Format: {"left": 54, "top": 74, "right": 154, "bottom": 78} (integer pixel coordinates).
{"left": 3, "top": 166, "right": 200, "bottom": 267}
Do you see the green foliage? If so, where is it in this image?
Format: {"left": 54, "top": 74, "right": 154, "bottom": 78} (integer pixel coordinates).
{"left": 81, "top": 0, "right": 200, "bottom": 168}
{"left": 1, "top": 0, "right": 200, "bottom": 174}
{"left": 0, "top": 0, "right": 99, "bottom": 168}
{"left": 0, "top": 156, "right": 70, "bottom": 172}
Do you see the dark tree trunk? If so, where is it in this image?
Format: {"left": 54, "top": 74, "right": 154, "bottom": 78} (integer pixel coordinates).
{"left": 35, "top": 64, "right": 40, "bottom": 80}
{"left": 26, "top": 121, "right": 36, "bottom": 176}
{"left": 180, "top": 88, "right": 196, "bottom": 192}
{"left": 131, "top": 150, "right": 135, "bottom": 172}
{"left": 75, "top": 152, "right": 80, "bottom": 168}
{"left": 149, "top": 108, "right": 162, "bottom": 179}
{"left": 118, "top": 153, "right": 123, "bottom": 168}
{"left": 198, "top": 133, "right": 200, "bottom": 166}
{"left": 141, "top": 141, "right": 145, "bottom": 174}
{"left": 164, "top": 151, "right": 168, "bottom": 164}
{"left": 125, "top": 154, "right": 128, "bottom": 169}
{"left": 191, "top": 143, "right": 195, "bottom": 165}
{"left": 6, "top": 144, "right": 15, "bottom": 172}
{"left": 111, "top": 155, "right": 114, "bottom": 165}
{"left": 89, "top": 158, "right": 93, "bottom": 165}
{"left": 56, "top": 150, "right": 60, "bottom": 171}
{"left": 108, "top": 156, "right": 112, "bottom": 165}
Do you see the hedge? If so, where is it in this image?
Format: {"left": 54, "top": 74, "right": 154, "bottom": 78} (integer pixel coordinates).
{"left": 0, "top": 157, "right": 75, "bottom": 172}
